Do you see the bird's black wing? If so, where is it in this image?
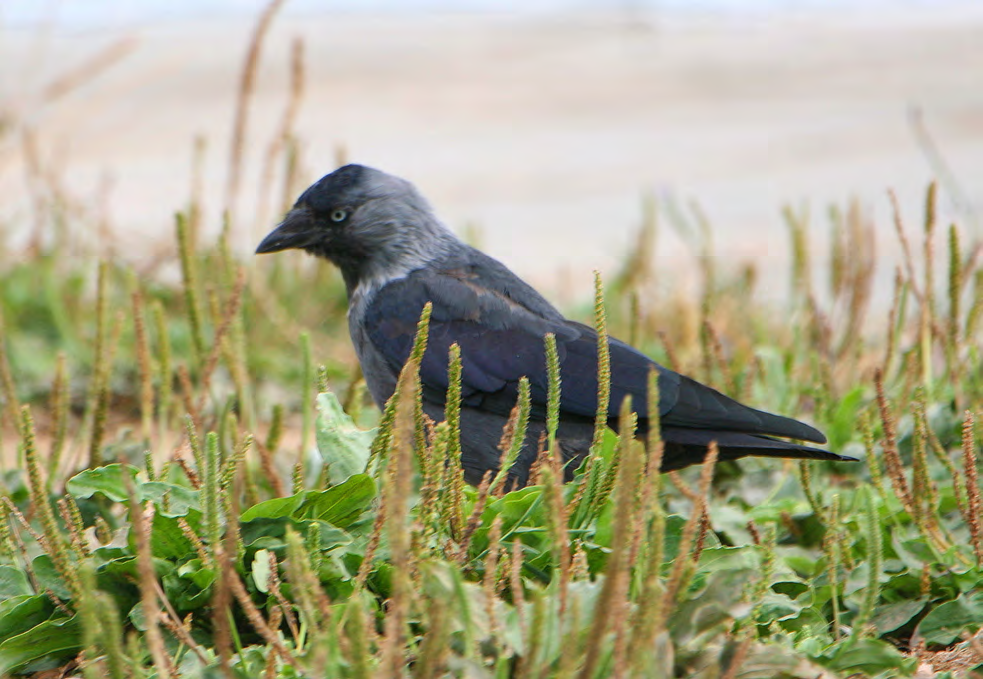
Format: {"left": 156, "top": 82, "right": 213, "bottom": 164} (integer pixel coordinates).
{"left": 363, "top": 253, "right": 825, "bottom": 443}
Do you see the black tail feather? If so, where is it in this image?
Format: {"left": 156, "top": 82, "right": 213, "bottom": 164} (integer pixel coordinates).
{"left": 658, "top": 427, "right": 857, "bottom": 472}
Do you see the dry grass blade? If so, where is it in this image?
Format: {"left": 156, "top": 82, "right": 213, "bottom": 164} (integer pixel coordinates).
{"left": 889, "top": 189, "right": 924, "bottom": 304}
{"left": 44, "top": 364, "right": 69, "bottom": 486}
{"left": 457, "top": 470, "right": 494, "bottom": 563}
{"left": 20, "top": 405, "right": 81, "bottom": 598}
{"left": 379, "top": 358, "right": 420, "bottom": 675}
{"left": 196, "top": 267, "right": 247, "bottom": 414}
{"left": 57, "top": 496, "right": 87, "bottom": 561}
{"left": 542, "top": 446, "right": 571, "bottom": 619}
{"left": 720, "top": 633, "right": 754, "bottom": 679}
{"left": 703, "top": 319, "right": 736, "bottom": 395}
{"left": 125, "top": 472, "right": 175, "bottom": 678}
{"left": 962, "top": 411, "right": 983, "bottom": 566}
{"left": 490, "top": 377, "right": 531, "bottom": 496}
{"left": 224, "top": 546, "right": 299, "bottom": 667}
{"left": 0, "top": 307, "right": 21, "bottom": 430}
{"left": 591, "top": 270, "right": 612, "bottom": 452}
{"left": 41, "top": 38, "right": 136, "bottom": 103}
{"left": 663, "top": 442, "right": 718, "bottom": 608}
{"left": 414, "top": 595, "right": 450, "bottom": 679}
{"left": 442, "top": 343, "right": 465, "bottom": 538}
{"left": 132, "top": 287, "right": 155, "bottom": 444}
{"left": 578, "top": 405, "right": 644, "bottom": 679}
{"left": 226, "top": 0, "right": 289, "bottom": 226}
{"left": 883, "top": 267, "right": 907, "bottom": 376}
{"left": 85, "top": 264, "right": 117, "bottom": 467}
{"left": 873, "top": 369, "right": 915, "bottom": 514}
{"left": 256, "top": 36, "right": 307, "bottom": 229}
{"left": 481, "top": 515, "right": 504, "bottom": 644}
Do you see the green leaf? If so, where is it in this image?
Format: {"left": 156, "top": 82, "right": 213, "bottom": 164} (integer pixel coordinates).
{"left": 128, "top": 602, "right": 148, "bottom": 631}
{"left": 0, "top": 615, "right": 80, "bottom": 676}
{"left": 31, "top": 555, "right": 72, "bottom": 600}
{"left": 65, "top": 464, "right": 199, "bottom": 515}
{"left": 754, "top": 592, "right": 802, "bottom": 623}
{"left": 914, "top": 593, "right": 983, "bottom": 645}
{"left": 667, "top": 568, "right": 754, "bottom": 645}
{"left": 871, "top": 598, "right": 926, "bottom": 635}
{"left": 739, "top": 643, "right": 828, "bottom": 678}
{"left": 149, "top": 512, "right": 196, "bottom": 560}
{"left": 0, "top": 566, "right": 33, "bottom": 599}
{"left": 827, "top": 386, "right": 865, "bottom": 448}
{"left": 66, "top": 463, "right": 139, "bottom": 501}
{"left": 241, "top": 476, "right": 374, "bottom": 531}
{"left": 0, "top": 595, "right": 55, "bottom": 641}
{"left": 164, "top": 560, "right": 217, "bottom": 610}
{"left": 97, "top": 555, "right": 175, "bottom": 589}
{"left": 822, "top": 637, "right": 913, "bottom": 674}
{"left": 241, "top": 492, "right": 308, "bottom": 522}
{"left": 691, "top": 545, "right": 739, "bottom": 573}
{"left": 302, "top": 474, "right": 376, "bottom": 528}
{"left": 661, "top": 514, "right": 689, "bottom": 563}
{"left": 240, "top": 517, "right": 352, "bottom": 555}
{"left": 141, "top": 481, "right": 201, "bottom": 516}
{"left": 777, "top": 607, "right": 829, "bottom": 638}
{"left": 252, "top": 549, "right": 272, "bottom": 593}
{"left": 491, "top": 486, "right": 545, "bottom": 536}
{"left": 316, "top": 391, "right": 375, "bottom": 485}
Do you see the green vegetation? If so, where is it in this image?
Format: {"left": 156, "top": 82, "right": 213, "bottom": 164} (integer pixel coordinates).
{"left": 1, "top": 170, "right": 981, "bottom": 677}
{"left": 1, "top": 5, "right": 982, "bottom": 678}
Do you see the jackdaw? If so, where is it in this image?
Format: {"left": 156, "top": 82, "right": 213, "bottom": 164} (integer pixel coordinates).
{"left": 257, "top": 164, "right": 855, "bottom": 486}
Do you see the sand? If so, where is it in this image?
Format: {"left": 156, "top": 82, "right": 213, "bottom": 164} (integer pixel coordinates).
{"left": 1, "top": 6, "right": 982, "bottom": 302}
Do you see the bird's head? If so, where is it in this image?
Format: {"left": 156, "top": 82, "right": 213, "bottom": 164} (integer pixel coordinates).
{"left": 256, "top": 164, "right": 454, "bottom": 294}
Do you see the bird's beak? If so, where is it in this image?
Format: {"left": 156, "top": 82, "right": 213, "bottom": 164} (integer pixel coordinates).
{"left": 255, "top": 206, "right": 319, "bottom": 254}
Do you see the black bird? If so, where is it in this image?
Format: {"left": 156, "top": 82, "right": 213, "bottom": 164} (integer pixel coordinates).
{"left": 257, "top": 164, "right": 855, "bottom": 486}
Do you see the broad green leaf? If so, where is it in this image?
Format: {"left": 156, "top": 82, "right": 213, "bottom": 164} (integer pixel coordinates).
{"left": 164, "top": 560, "right": 217, "bottom": 610}
{"left": 871, "top": 598, "right": 926, "bottom": 634}
{"left": 0, "top": 615, "right": 80, "bottom": 676}
{"left": 240, "top": 517, "right": 352, "bottom": 554}
{"left": 241, "top": 492, "right": 308, "bottom": 522}
{"left": 129, "top": 602, "right": 148, "bottom": 631}
{"left": 892, "top": 536, "right": 937, "bottom": 571}
{"left": 822, "top": 637, "right": 913, "bottom": 674}
{"left": 827, "top": 386, "right": 865, "bottom": 448}
{"left": 0, "top": 595, "right": 54, "bottom": 641}
{"left": 778, "top": 607, "right": 829, "bottom": 638}
{"left": 913, "top": 593, "right": 983, "bottom": 645}
{"left": 303, "top": 474, "right": 376, "bottom": 528}
{"left": 66, "top": 464, "right": 198, "bottom": 515}
{"left": 0, "top": 566, "right": 32, "bottom": 599}
{"left": 31, "top": 555, "right": 72, "bottom": 600}
{"left": 252, "top": 548, "right": 272, "bottom": 593}
{"left": 772, "top": 580, "right": 809, "bottom": 599}
{"left": 661, "top": 514, "right": 689, "bottom": 563}
{"left": 149, "top": 512, "right": 196, "bottom": 560}
{"left": 489, "top": 486, "right": 545, "bottom": 537}
{"left": 754, "top": 592, "right": 802, "bottom": 623}
{"left": 739, "top": 643, "right": 829, "bottom": 679}
{"left": 66, "top": 463, "right": 139, "bottom": 501}
{"left": 98, "top": 555, "right": 175, "bottom": 583}
{"left": 141, "top": 481, "right": 201, "bottom": 516}
{"left": 668, "top": 568, "right": 754, "bottom": 644}
{"left": 316, "top": 391, "right": 375, "bottom": 485}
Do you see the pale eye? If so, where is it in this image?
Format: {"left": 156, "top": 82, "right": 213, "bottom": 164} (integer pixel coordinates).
{"left": 330, "top": 209, "right": 348, "bottom": 223}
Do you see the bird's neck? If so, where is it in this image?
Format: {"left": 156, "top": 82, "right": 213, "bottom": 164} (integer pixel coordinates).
{"left": 340, "top": 267, "right": 363, "bottom": 298}
{"left": 335, "top": 224, "right": 460, "bottom": 302}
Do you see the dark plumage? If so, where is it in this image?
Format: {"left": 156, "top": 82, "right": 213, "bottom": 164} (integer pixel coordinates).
{"left": 257, "top": 164, "right": 857, "bottom": 486}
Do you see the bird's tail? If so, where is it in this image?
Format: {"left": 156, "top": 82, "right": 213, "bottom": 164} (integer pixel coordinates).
{"left": 657, "top": 427, "right": 857, "bottom": 472}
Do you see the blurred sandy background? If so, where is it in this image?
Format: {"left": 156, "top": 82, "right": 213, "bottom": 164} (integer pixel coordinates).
{"left": 1, "top": 1, "right": 982, "bottom": 303}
